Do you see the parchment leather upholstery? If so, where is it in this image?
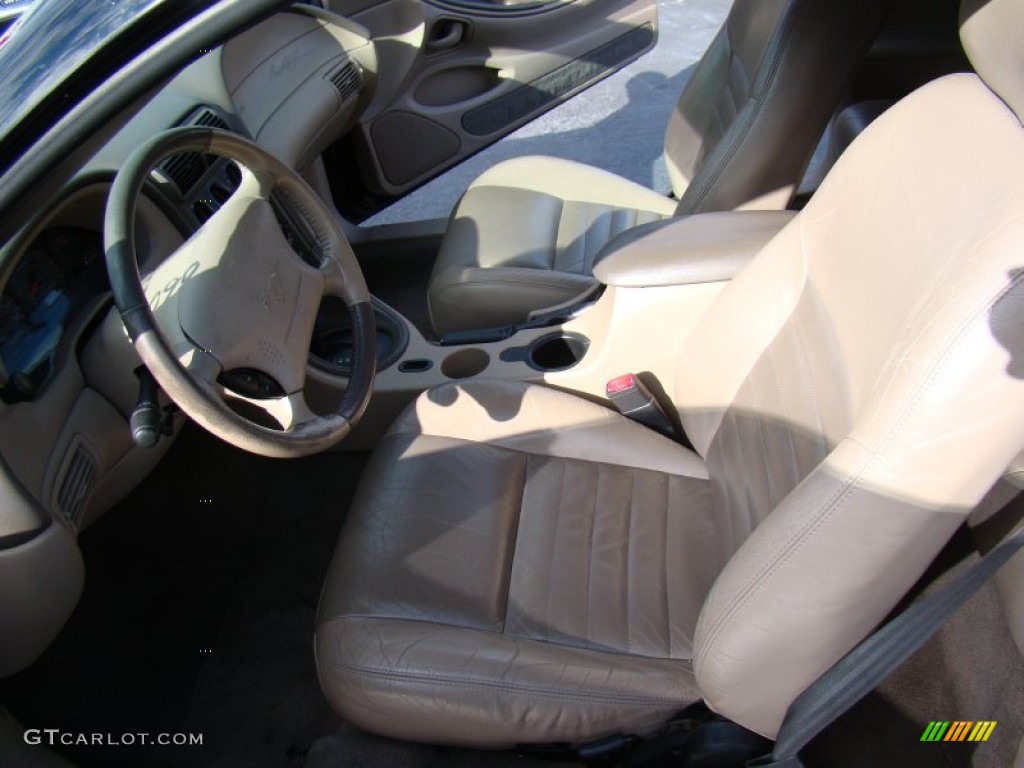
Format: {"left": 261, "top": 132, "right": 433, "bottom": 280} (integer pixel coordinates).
{"left": 317, "top": 382, "right": 710, "bottom": 745}
{"left": 318, "top": 0, "right": 1024, "bottom": 747}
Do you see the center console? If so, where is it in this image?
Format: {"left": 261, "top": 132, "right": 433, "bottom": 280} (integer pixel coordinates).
{"left": 335, "top": 210, "right": 797, "bottom": 449}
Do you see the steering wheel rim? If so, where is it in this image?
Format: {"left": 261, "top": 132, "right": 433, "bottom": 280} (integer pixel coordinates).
{"left": 104, "top": 127, "right": 375, "bottom": 458}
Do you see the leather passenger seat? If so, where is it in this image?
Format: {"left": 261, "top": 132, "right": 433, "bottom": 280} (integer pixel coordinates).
{"left": 427, "top": 0, "right": 889, "bottom": 336}
{"left": 317, "top": 0, "right": 1024, "bottom": 751}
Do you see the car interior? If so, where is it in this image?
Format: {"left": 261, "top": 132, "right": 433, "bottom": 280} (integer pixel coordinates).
{"left": 0, "top": 0, "right": 1021, "bottom": 765}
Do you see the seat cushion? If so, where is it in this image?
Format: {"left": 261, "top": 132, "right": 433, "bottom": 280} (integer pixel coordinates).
{"left": 428, "top": 158, "right": 676, "bottom": 336}
{"left": 316, "top": 381, "right": 714, "bottom": 747}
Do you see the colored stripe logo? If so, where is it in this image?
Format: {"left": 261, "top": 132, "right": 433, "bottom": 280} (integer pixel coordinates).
{"left": 920, "top": 721, "right": 997, "bottom": 742}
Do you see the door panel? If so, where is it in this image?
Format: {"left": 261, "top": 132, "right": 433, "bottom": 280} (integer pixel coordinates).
{"left": 327, "top": 0, "right": 658, "bottom": 197}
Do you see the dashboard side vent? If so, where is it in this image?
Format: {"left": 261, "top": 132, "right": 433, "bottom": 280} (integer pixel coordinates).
{"left": 57, "top": 446, "right": 97, "bottom": 529}
{"left": 192, "top": 108, "right": 230, "bottom": 131}
{"left": 159, "top": 152, "right": 206, "bottom": 196}
{"left": 156, "top": 106, "right": 232, "bottom": 196}
{"left": 327, "top": 60, "right": 361, "bottom": 103}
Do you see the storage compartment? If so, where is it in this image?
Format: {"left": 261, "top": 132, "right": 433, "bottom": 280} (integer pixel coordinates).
{"left": 414, "top": 66, "right": 500, "bottom": 107}
{"left": 441, "top": 348, "right": 490, "bottom": 379}
{"left": 310, "top": 297, "right": 409, "bottom": 375}
{"left": 528, "top": 333, "right": 588, "bottom": 372}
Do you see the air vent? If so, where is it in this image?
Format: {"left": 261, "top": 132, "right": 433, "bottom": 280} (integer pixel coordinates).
{"left": 156, "top": 106, "right": 232, "bottom": 196}
{"left": 159, "top": 152, "right": 206, "bottom": 196}
{"left": 192, "top": 107, "right": 230, "bottom": 131}
{"left": 327, "top": 60, "right": 361, "bottom": 103}
{"left": 57, "top": 446, "right": 97, "bottom": 528}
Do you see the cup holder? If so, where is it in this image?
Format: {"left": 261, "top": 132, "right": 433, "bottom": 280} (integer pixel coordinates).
{"left": 528, "top": 333, "right": 589, "bottom": 372}
{"left": 441, "top": 348, "right": 490, "bottom": 379}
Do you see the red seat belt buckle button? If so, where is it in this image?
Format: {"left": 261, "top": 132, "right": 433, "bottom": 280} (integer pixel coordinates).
{"left": 605, "top": 373, "right": 678, "bottom": 440}
{"left": 606, "top": 373, "right": 637, "bottom": 397}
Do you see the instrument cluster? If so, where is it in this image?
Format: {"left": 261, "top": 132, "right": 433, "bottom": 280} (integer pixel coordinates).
{"left": 0, "top": 227, "right": 107, "bottom": 402}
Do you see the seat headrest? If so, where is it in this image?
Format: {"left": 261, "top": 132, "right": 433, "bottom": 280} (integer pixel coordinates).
{"left": 960, "top": 0, "right": 1024, "bottom": 124}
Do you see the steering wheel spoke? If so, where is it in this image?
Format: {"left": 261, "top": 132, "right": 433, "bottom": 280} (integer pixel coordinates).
{"left": 219, "top": 388, "right": 319, "bottom": 433}
{"left": 181, "top": 342, "right": 224, "bottom": 389}
{"left": 239, "top": 164, "right": 276, "bottom": 201}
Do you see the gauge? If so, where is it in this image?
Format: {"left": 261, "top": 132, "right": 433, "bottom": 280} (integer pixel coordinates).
{"left": 0, "top": 227, "right": 107, "bottom": 403}
{"left": 25, "top": 250, "right": 63, "bottom": 305}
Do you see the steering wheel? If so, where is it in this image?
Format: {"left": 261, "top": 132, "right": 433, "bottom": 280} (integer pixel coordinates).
{"left": 104, "top": 127, "right": 375, "bottom": 458}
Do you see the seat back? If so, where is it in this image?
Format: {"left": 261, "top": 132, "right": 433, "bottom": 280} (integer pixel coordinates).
{"left": 665, "top": 0, "right": 888, "bottom": 215}
{"left": 672, "top": 0, "right": 1024, "bottom": 737}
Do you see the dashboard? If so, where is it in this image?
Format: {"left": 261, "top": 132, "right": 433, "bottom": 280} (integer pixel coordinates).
{"left": 0, "top": 5, "right": 377, "bottom": 534}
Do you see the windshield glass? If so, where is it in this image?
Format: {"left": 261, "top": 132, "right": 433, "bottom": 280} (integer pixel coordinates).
{"left": 0, "top": 0, "right": 165, "bottom": 140}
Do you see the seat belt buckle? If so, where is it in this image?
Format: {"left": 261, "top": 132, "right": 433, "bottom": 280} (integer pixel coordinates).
{"left": 605, "top": 373, "right": 678, "bottom": 440}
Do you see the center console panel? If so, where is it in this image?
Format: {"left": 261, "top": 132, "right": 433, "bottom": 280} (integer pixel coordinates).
{"left": 342, "top": 210, "right": 797, "bottom": 449}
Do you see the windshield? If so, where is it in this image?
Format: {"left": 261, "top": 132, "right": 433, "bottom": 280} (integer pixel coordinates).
{"left": 0, "top": 0, "right": 165, "bottom": 140}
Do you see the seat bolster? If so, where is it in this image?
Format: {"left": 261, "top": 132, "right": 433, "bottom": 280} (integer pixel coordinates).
{"left": 316, "top": 615, "right": 698, "bottom": 748}
{"left": 468, "top": 156, "right": 678, "bottom": 213}
{"left": 826, "top": 100, "right": 893, "bottom": 169}
{"left": 395, "top": 380, "right": 709, "bottom": 479}
{"left": 428, "top": 266, "right": 596, "bottom": 336}
{"left": 960, "top": 0, "right": 1024, "bottom": 125}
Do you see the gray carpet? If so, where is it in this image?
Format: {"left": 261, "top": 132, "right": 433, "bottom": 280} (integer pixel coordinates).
{"left": 356, "top": 237, "right": 439, "bottom": 341}
{"left": 808, "top": 554, "right": 1024, "bottom": 768}
{"left": 305, "top": 727, "right": 574, "bottom": 768}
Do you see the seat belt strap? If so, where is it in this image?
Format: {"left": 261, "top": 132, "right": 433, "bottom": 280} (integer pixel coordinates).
{"left": 751, "top": 521, "right": 1024, "bottom": 768}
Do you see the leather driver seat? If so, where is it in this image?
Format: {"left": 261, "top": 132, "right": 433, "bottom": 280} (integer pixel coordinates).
{"left": 317, "top": 0, "right": 1024, "bottom": 748}
{"left": 427, "top": 0, "right": 890, "bottom": 336}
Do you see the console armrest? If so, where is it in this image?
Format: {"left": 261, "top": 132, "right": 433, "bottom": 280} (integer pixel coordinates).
{"left": 593, "top": 211, "right": 796, "bottom": 288}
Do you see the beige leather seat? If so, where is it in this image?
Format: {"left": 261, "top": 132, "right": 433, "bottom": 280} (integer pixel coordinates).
{"left": 427, "top": 0, "right": 890, "bottom": 336}
{"left": 317, "top": 0, "right": 1024, "bottom": 748}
